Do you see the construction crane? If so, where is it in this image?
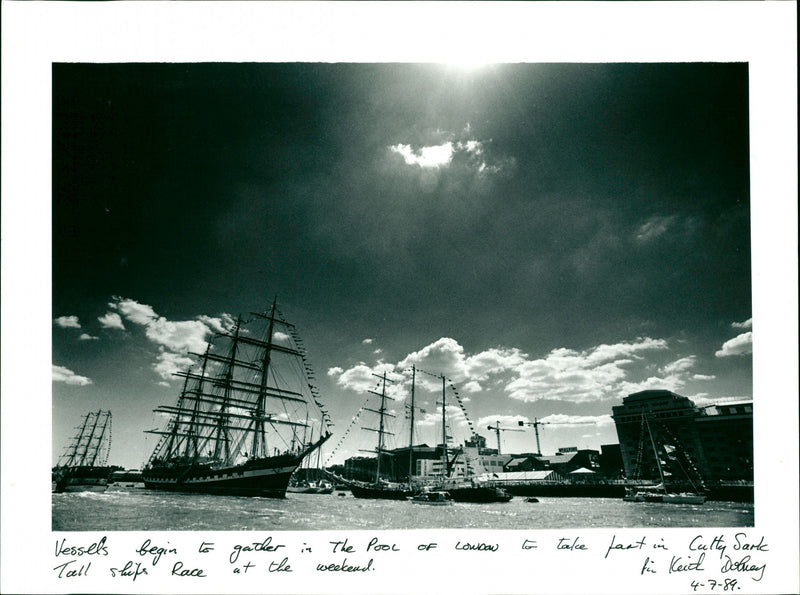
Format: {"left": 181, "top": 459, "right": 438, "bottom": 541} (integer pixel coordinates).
{"left": 486, "top": 421, "right": 523, "bottom": 455}
{"left": 518, "top": 418, "right": 550, "bottom": 456}
{"left": 518, "top": 417, "right": 595, "bottom": 456}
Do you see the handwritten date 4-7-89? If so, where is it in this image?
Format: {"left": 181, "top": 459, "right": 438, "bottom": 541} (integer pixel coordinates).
{"left": 690, "top": 578, "right": 739, "bottom": 591}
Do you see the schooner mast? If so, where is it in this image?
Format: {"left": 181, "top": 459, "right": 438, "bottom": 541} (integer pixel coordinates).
{"left": 362, "top": 372, "right": 396, "bottom": 482}
{"left": 59, "top": 410, "right": 112, "bottom": 468}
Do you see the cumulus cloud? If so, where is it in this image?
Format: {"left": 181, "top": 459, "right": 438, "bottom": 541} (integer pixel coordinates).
{"left": 54, "top": 315, "right": 81, "bottom": 329}
{"left": 98, "top": 312, "right": 125, "bottom": 330}
{"left": 98, "top": 297, "right": 239, "bottom": 382}
{"left": 332, "top": 335, "right": 678, "bottom": 406}
{"left": 617, "top": 375, "right": 685, "bottom": 396}
{"left": 153, "top": 351, "right": 197, "bottom": 380}
{"left": 661, "top": 356, "right": 696, "bottom": 376}
{"left": 53, "top": 364, "right": 92, "bottom": 386}
{"left": 79, "top": 333, "right": 99, "bottom": 341}
{"left": 328, "top": 362, "right": 398, "bottom": 395}
{"left": 537, "top": 413, "right": 614, "bottom": 427}
{"left": 144, "top": 318, "right": 212, "bottom": 355}
{"left": 732, "top": 318, "right": 753, "bottom": 329}
{"left": 112, "top": 298, "right": 157, "bottom": 325}
{"left": 635, "top": 215, "right": 676, "bottom": 244}
{"left": 109, "top": 297, "right": 237, "bottom": 358}
{"left": 505, "top": 338, "right": 668, "bottom": 403}
{"left": 391, "top": 142, "right": 454, "bottom": 168}
{"left": 466, "top": 347, "right": 527, "bottom": 380}
{"left": 390, "top": 134, "right": 514, "bottom": 178}
{"left": 692, "top": 374, "right": 716, "bottom": 381}
{"left": 715, "top": 332, "right": 753, "bottom": 357}
{"left": 399, "top": 338, "right": 470, "bottom": 387}
{"left": 198, "top": 313, "right": 236, "bottom": 334}
{"left": 418, "top": 404, "right": 470, "bottom": 428}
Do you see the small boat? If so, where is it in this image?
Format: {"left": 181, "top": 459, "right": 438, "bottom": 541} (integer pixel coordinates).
{"left": 287, "top": 480, "right": 334, "bottom": 495}
{"left": 53, "top": 410, "right": 113, "bottom": 493}
{"left": 411, "top": 490, "right": 453, "bottom": 505}
{"left": 525, "top": 497, "right": 540, "bottom": 503}
{"left": 662, "top": 492, "right": 706, "bottom": 505}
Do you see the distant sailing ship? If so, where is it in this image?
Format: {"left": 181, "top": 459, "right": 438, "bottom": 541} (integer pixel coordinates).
{"left": 347, "top": 371, "right": 413, "bottom": 500}
{"left": 142, "top": 298, "right": 332, "bottom": 498}
{"left": 339, "top": 367, "right": 511, "bottom": 502}
{"left": 622, "top": 413, "right": 706, "bottom": 505}
{"left": 431, "top": 374, "right": 512, "bottom": 504}
{"left": 53, "top": 410, "right": 113, "bottom": 493}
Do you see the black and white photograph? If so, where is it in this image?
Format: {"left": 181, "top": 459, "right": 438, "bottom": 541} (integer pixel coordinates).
{"left": 50, "top": 61, "right": 755, "bottom": 530}
{"left": 1, "top": 3, "right": 797, "bottom": 594}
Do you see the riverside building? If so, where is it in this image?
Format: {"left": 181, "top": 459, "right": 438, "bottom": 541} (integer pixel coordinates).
{"left": 611, "top": 389, "right": 753, "bottom": 483}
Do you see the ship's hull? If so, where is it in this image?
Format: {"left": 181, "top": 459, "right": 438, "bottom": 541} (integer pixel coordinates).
{"left": 143, "top": 455, "right": 304, "bottom": 498}
{"left": 350, "top": 484, "right": 412, "bottom": 500}
{"left": 662, "top": 493, "right": 706, "bottom": 505}
{"left": 143, "top": 434, "right": 331, "bottom": 498}
{"left": 447, "top": 486, "right": 513, "bottom": 503}
{"left": 53, "top": 466, "right": 112, "bottom": 493}
{"left": 55, "top": 478, "right": 109, "bottom": 493}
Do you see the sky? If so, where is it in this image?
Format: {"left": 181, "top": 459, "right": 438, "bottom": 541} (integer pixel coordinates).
{"left": 51, "top": 62, "right": 753, "bottom": 469}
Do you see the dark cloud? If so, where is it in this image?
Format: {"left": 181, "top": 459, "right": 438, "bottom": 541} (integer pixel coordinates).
{"left": 52, "top": 63, "right": 752, "bottom": 467}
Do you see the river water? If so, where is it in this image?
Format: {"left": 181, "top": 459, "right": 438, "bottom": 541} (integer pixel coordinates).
{"left": 52, "top": 486, "right": 753, "bottom": 531}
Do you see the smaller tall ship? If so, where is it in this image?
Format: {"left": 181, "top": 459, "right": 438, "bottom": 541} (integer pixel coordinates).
{"left": 429, "top": 373, "right": 512, "bottom": 504}
{"left": 142, "top": 298, "right": 332, "bottom": 498}
{"left": 346, "top": 371, "right": 414, "bottom": 500}
{"left": 334, "top": 367, "right": 511, "bottom": 503}
{"left": 622, "top": 414, "right": 706, "bottom": 505}
{"left": 53, "top": 410, "right": 113, "bottom": 493}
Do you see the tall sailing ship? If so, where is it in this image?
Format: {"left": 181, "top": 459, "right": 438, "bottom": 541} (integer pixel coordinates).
{"left": 347, "top": 371, "right": 413, "bottom": 500}
{"left": 142, "top": 299, "right": 332, "bottom": 498}
{"left": 430, "top": 374, "right": 513, "bottom": 504}
{"left": 622, "top": 413, "right": 706, "bottom": 504}
{"left": 53, "top": 410, "right": 113, "bottom": 493}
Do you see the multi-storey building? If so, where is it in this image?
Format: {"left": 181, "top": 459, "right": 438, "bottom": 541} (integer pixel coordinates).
{"left": 695, "top": 400, "right": 754, "bottom": 481}
{"left": 611, "top": 389, "right": 753, "bottom": 483}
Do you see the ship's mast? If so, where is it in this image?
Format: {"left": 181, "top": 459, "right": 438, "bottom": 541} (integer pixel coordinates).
{"left": 252, "top": 297, "right": 278, "bottom": 459}
{"left": 441, "top": 375, "right": 447, "bottom": 478}
{"left": 644, "top": 414, "right": 666, "bottom": 489}
{"left": 362, "top": 372, "right": 395, "bottom": 482}
{"left": 65, "top": 412, "right": 92, "bottom": 467}
{"left": 80, "top": 410, "right": 103, "bottom": 466}
{"left": 165, "top": 372, "right": 192, "bottom": 459}
{"left": 88, "top": 412, "right": 111, "bottom": 466}
{"left": 408, "top": 365, "right": 416, "bottom": 489}
{"left": 188, "top": 345, "right": 210, "bottom": 459}
{"left": 214, "top": 316, "right": 242, "bottom": 462}
{"left": 376, "top": 373, "right": 388, "bottom": 482}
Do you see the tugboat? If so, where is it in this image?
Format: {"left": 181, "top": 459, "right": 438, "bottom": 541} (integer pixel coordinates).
{"left": 141, "top": 298, "right": 332, "bottom": 498}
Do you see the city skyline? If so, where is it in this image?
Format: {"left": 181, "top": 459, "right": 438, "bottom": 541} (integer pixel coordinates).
{"left": 51, "top": 63, "right": 753, "bottom": 470}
